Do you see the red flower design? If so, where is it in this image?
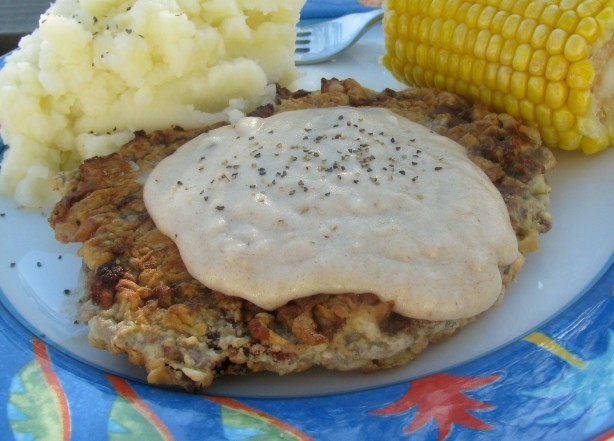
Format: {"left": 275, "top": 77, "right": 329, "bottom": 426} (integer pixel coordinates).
{"left": 372, "top": 373, "right": 501, "bottom": 440}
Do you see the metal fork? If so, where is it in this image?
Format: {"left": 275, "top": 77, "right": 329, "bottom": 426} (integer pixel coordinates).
{"left": 295, "top": 9, "right": 385, "bottom": 65}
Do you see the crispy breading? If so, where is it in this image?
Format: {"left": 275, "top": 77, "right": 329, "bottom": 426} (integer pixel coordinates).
{"left": 49, "top": 79, "right": 555, "bottom": 391}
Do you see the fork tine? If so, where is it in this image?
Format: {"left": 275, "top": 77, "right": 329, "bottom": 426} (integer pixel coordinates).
{"left": 296, "top": 28, "right": 312, "bottom": 38}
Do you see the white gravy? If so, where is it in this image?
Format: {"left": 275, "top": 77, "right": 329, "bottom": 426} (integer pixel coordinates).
{"left": 144, "top": 107, "right": 519, "bottom": 320}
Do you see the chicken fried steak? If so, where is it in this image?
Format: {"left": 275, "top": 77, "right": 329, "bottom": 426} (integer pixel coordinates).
{"left": 49, "top": 79, "right": 555, "bottom": 391}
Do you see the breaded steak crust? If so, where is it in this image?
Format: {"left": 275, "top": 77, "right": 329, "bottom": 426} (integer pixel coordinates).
{"left": 49, "top": 79, "right": 556, "bottom": 391}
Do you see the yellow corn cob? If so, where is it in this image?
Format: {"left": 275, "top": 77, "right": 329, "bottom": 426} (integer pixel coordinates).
{"left": 382, "top": 0, "right": 614, "bottom": 154}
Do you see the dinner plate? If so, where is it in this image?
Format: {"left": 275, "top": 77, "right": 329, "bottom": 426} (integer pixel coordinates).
{"left": 1, "top": 23, "right": 613, "bottom": 441}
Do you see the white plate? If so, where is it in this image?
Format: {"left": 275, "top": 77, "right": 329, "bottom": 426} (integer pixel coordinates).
{"left": 1, "top": 26, "right": 613, "bottom": 398}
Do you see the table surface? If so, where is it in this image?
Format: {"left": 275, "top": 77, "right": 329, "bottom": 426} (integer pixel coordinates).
{"left": 0, "top": 0, "right": 51, "bottom": 55}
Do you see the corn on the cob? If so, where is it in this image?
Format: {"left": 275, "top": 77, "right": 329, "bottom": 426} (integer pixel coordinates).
{"left": 382, "top": 0, "right": 614, "bottom": 154}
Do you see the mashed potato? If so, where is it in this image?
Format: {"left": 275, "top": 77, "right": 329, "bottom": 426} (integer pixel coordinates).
{"left": 0, "top": 0, "right": 305, "bottom": 208}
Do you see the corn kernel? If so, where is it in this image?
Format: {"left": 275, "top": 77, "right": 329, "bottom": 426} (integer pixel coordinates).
{"left": 472, "top": 59, "right": 488, "bottom": 83}
{"left": 497, "top": 65, "right": 513, "bottom": 92}
{"left": 528, "top": 75, "right": 548, "bottom": 102}
{"left": 451, "top": 23, "right": 469, "bottom": 53}
{"left": 442, "top": 0, "right": 462, "bottom": 19}
{"left": 556, "top": 10, "right": 579, "bottom": 32}
{"left": 567, "top": 88, "right": 591, "bottom": 115}
{"left": 525, "top": 0, "right": 547, "bottom": 19}
{"left": 540, "top": 126, "right": 559, "bottom": 145}
{"left": 500, "top": 39, "right": 518, "bottom": 65}
{"left": 429, "top": 0, "right": 447, "bottom": 16}
{"left": 479, "top": 87, "right": 493, "bottom": 106}
{"left": 428, "top": 46, "right": 439, "bottom": 69}
{"left": 456, "top": 1, "right": 472, "bottom": 22}
{"left": 567, "top": 59, "right": 594, "bottom": 89}
{"left": 545, "top": 54, "right": 569, "bottom": 81}
{"left": 564, "top": 34, "right": 588, "bottom": 61}
{"left": 504, "top": 93, "right": 521, "bottom": 115}
{"left": 390, "top": 0, "right": 407, "bottom": 14}
{"left": 578, "top": 116, "right": 609, "bottom": 152}
{"left": 418, "top": 17, "right": 432, "bottom": 44}
{"left": 434, "top": 72, "right": 447, "bottom": 90}
{"left": 393, "top": 40, "right": 405, "bottom": 62}
{"left": 545, "top": 80, "right": 568, "bottom": 108}
{"left": 529, "top": 49, "right": 549, "bottom": 75}
{"left": 531, "top": 24, "right": 552, "bottom": 48}
{"left": 492, "top": 90, "right": 506, "bottom": 111}
{"left": 486, "top": 34, "right": 505, "bottom": 61}
{"left": 429, "top": 18, "right": 445, "bottom": 47}
{"left": 465, "top": 29, "right": 479, "bottom": 53}
{"left": 436, "top": 49, "right": 450, "bottom": 74}
{"left": 406, "top": 0, "right": 419, "bottom": 15}
{"left": 385, "top": 11, "right": 398, "bottom": 37}
{"left": 575, "top": 16, "right": 600, "bottom": 43}
{"left": 468, "top": 84, "right": 481, "bottom": 101}
{"left": 398, "top": 13, "right": 411, "bottom": 40}
{"left": 459, "top": 54, "right": 474, "bottom": 82}
{"left": 466, "top": 3, "right": 485, "bottom": 28}
{"left": 512, "top": 43, "right": 533, "bottom": 71}
{"left": 445, "top": 76, "right": 457, "bottom": 92}
{"left": 412, "top": 64, "right": 426, "bottom": 85}
{"left": 552, "top": 107, "right": 575, "bottom": 130}
{"left": 517, "top": 18, "right": 538, "bottom": 43}
{"left": 502, "top": 14, "right": 522, "bottom": 39}
{"left": 416, "top": 43, "right": 429, "bottom": 67}
{"left": 455, "top": 79, "right": 469, "bottom": 96}
{"left": 596, "top": 7, "right": 614, "bottom": 32}
{"left": 560, "top": 0, "right": 582, "bottom": 11}
{"left": 536, "top": 103, "right": 553, "bottom": 126}
{"left": 577, "top": 0, "right": 603, "bottom": 18}
{"left": 423, "top": 69, "right": 436, "bottom": 87}
{"left": 404, "top": 41, "right": 417, "bottom": 62}
{"left": 484, "top": 62, "right": 499, "bottom": 88}
{"left": 499, "top": 0, "right": 517, "bottom": 13}
{"left": 540, "top": 4, "right": 562, "bottom": 26}
{"left": 546, "top": 28, "right": 568, "bottom": 54}
{"left": 519, "top": 98, "right": 536, "bottom": 121}
{"left": 511, "top": 71, "right": 529, "bottom": 98}
{"left": 418, "top": 0, "right": 431, "bottom": 16}
{"left": 580, "top": 136, "right": 608, "bottom": 154}
{"left": 512, "top": 0, "right": 530, "bottom": 15}
{"left": 491, "top": 10, "right": 509, "bottom": 33}
{"left": 478, "top": 6, "right": 498, "bottom": 29}
{"left": 441, "top": 19, "right": 457, "bottom": 45}
{"left": 409, "top": 16, "right": 421, "bottom": 41}
{"left": 558, "top": 130, "right": 582, "bottom": 150}
{"left": 474, "top": 29, "right": 491, "bottom": 58}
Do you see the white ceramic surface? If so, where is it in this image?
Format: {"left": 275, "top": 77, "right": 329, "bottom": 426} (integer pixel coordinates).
{"left": 1, "top": 26, "right": 613, "bottom": 398}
